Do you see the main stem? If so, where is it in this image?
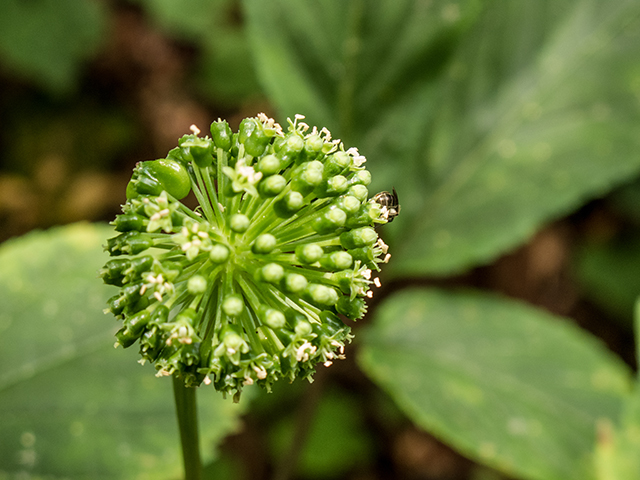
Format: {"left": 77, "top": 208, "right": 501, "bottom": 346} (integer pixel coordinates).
{"left": 173, "top": 375, "right": 203, "bottom": 480}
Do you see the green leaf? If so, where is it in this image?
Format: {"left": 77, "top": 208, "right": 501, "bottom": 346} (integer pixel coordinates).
{"left": 358, "top": 288, "right": 632, "bottom": 480}
{"left": 0, "top": 0, "right": 106, "bottom": 93}
{"left": 391, "top": 0, "right": 640, "bottom": 275}
{"left": 136, "top": 0, "right": 261, "bottom": 105}
{"left": 0, "top": 224, "right": 245, "bottom": 479}
{"left": 243, "top": 0, "right": 479, "bottom": 134}
{"left": 242, "top": 0, "right": 480, "bottom": 207}
{"left": 595, "top": 386, "right": 640, "bottom": 480}
{"left": 244, "top": 0, "right": 640, "bottom": 276}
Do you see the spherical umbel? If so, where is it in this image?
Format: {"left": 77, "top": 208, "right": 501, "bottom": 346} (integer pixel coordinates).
{"left": 101, "top": 114, "right": 392, "bottom": 399}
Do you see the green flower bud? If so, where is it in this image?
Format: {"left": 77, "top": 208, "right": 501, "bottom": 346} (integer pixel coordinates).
{"left": 304, "top": 134, "right": 323, "bottom": 156}
{"left": 125, "top": 310, "right": 152, "bottom": 336}
{"left": 239, "top": 117, "right": 271, "bottom": 157}
{"left": 258, "top": 174, "right": 286, "bottom": 197}
{"left": 274, "top": 191, "right": 304, "bottom": 218}
{"left": 188, "top": 275, "right": 208, "bottom": 295}
{"left": 252, "top": 234, "right": 277, "bottom": 254}
{"left": 340, "top": 227, "right": 378, "bottom": 249}
{"left": 295, "top": 244, "right": 323, "bottom": 264}
{"left": 351, "top": 170, "right": 372, "bottom": 186}
{"left": 260, "top": 263, "right": 285, "bottom": 283}
{"left": 210, "top": 244, "right": 230, "bottom": 263}
{"left": 135, "top": 159, "right": 191, "bottom": 199}
{"left": 291, "top": 160, "right": 323, "bottom": 194}
{"left": 305, "top": 283, "right": 339, "bottom": 306}
{"left": 222, "top": 295, "right": 244, "bottom": 317}
{"left": 179, "top": 135, "right": 214, "bottom": 168}
{"left": 336, "top": 296, "right": 367, "bottom": 320}
{"left": 230, "top": 214, "right": 250, "bottom": 233}
{"left": 210, "top": 119, "right": 233, "bottom": 151}
{"left": 313, "top": 207, "right": 347, "bottom": 234}
{"left": 320, "top": 251, "right": 353, "bottom": 270}
{"left": 259, "top": 306, "right": 286, "bottom": 329}
{"left": 324, "top": 151, "right": 350, "bottom": 176}
{"left": 114, "top": 214, "right": 145, "bottom": 232}
{"left": 349, "top": 184, "right": 369, "bottom": 201}
{"left": 257, "top": 154, "right": 281, "bottom": 176}
{"left": 100, "top": 258, "right": 130, "bottom": 286}
{"left": 282, "top": 273, "right": 308, "bottom": 293}
{"left": 102, "top": 114, "right": 391, "bottom": 398}
{"left": 315, "top": 175, "right": 349, "bottom": 198}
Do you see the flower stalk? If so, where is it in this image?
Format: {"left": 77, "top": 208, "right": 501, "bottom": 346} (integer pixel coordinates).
{"left": 173, "top": 375, "right": 202, "bottom": 480}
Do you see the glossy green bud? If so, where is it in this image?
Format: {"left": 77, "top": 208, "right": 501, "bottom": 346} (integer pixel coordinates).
{"left": 188, "top": 275, "right": 208, "bottom": 295}
{"left": 346, "top": 204, "right": 380, "bottom": 228}
{"left": 340, "top": 227, "right": 377, "bottom": 249}
{"left": 320, "top": 251, "right": 353, "bottom": 270}
{"left": 128, "top": 255, "right": 153, "bottom": 277}
{"left": 295, "top": 244, "right": 323, "bottom": 264}
{"left": 259, "top": 306, "right": 286, "bottom": 329}
{"left": 336, "top": 296, "right": 367, "bottom": 320}
{"left": 116, "top": 326, "right": 139, "bottom": 348}
{"left": 180, "top": 136, "right": 214, "bottom": 168}
{"left": 260, "top": 263, "right": 285, "bottom": 283}
{"left": 258, "top": 175, "right": 286, "bottom": 197}
{"left": 252, "top": 233, "right": 277, "bottom": 254}
{"left": 257, "top": 154, "right": 281, "bottom": 176}
{"left": 114, "top": 214, "right": 145, "bottom": 232}
{"left": 239, "top": 118, "right": 271, "bottom": 157}
{"left": 314, "top": 175, "right": 349, "bottom": 198}
{"left": 139, "top": 159, "right": 191, "bottom": 199}
{"left": 274, "top": 191, "right": 304, "bottom": 218}
{"left": 210, "top": 120, "right": 233, "bottom": 151}
{"left": 335, "top": 195, "right": 361, "bottom": 215}
{"left": 324, "top": 151, "right": 350, "bottom": 176}
{"left": 305, "top": 283, "right": 339, "bottom": 306}
{"left": 350, "top": 170, "right": 372, "bottom": 186}
{"left": 282, "top": 273, "right": 308, "bottom": 293}
{"left": 304, "top": 133, "right": 323, "bottom": 156}
{"left": 101, "top": 258, "right": 131, "bottom": 286}
{"left": 230, "top": 214, "right": 250, "bottom": 233}
{"left": 209, "top": 244, "right": 230, "bottom": 263}
{"left": 151, "top": 305, "right": 170, "bottom": 325}
{"left": 312, "top": 208, "right": 347, "bottom": 234}
{"left": 291, "top": 161, "right": 323, "bottom": 194}
{"left": 125, "top": 310, "right": 152, "bottom": 336}
{"left": 222, "top": 295, "right": 244, "bottom": 317}
{"left": 277, "top": 132, "right": 305, "bottom": 162}
{"left": 349, "top": 184, "right": 369, "bottom": 201}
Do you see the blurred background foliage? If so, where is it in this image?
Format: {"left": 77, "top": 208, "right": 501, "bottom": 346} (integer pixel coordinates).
{"left": 2, "top": 0, "right": 640, "bottom": 479}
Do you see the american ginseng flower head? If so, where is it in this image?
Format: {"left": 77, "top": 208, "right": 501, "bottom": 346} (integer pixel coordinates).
{"left": 101, "top": 114, "right": 391, "bottom": 399}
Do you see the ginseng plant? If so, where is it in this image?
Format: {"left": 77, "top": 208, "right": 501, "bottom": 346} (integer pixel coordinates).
{"left": 100, "top": 113, "right": 393, "bottom": 479}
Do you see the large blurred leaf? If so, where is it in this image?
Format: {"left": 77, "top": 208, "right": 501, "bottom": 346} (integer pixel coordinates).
{"left": 595, "top": 386, "right": 640, "bottom": 480}
{"left": 358, "top": 288, "right": 632, "bottom": 480}
{"left": 0, "top": 0, "right": 106, "bottom": 93}
{"left": 244, "top": 0, "right": 640, "bottom": 276}
{"left": 0, "top": 224, "right": 245, "bottom": 479}
{"left": 594, "top": 299, "right": 640, "bottom": 480}
{"left": 136, "top": 0, "right": 261, "bottom": 105}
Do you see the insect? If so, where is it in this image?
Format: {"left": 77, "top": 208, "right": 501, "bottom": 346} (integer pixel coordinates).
{"left": 373, "top": 188, "right": 400, "bottom": 223}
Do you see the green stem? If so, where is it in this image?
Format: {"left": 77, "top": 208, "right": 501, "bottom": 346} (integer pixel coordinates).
{"left": 273, "top": 368, "right": 327, "bottom": 480}
{"left": 173, "top": 376, "right": 203, "bottom": 480}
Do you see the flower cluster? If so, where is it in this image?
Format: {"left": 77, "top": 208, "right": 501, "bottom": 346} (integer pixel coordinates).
{"left": 101, "top": 114, "right": 390, "bottom": 399}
